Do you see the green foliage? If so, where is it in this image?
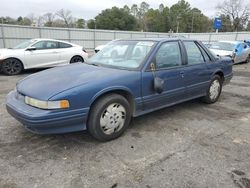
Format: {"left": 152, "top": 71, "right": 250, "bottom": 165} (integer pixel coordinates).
{"left": 76, "top": 19, "right": 85, "bottom": 28}
{"left": 94, "top": 7, "right": 137, "bottom": 31}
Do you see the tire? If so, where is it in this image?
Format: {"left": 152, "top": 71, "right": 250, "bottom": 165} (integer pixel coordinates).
{"left": 202, "top": 75, "right": 222, "bottom": 104}
{"left": 70, "top": 56, "right": 84, "bottom": 64}
{"left": 2, "top": 58, "right": 23, "bottom": 75}
{"left": 88, "top": 94, "right": 131, "bottom": 142}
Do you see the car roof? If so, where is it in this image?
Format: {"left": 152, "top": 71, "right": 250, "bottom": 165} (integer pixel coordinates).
{"left": 33, "top": 38, "right": 75, "bottom": 44}
{"left": 218, "top": 40, "right": 240, "bottom": 44}
{"left": 116, "top": 37, "right": 195, "bottom": 42}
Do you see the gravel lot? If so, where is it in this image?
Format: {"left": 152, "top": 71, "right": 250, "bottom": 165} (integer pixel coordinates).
{"left": 0, "top": 63, "right": 250, "bottom": 188}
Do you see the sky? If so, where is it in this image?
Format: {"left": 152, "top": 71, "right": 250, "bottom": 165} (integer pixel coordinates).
{"left": 0, "top": 0, "right": 220, "bottom": 19}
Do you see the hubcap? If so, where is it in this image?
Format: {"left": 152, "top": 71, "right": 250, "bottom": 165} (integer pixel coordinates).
{"left": 72, "top": 57, "right": 83, "bottom": 63}
{"left": 3, "top": 59, "right": 22, "bottom": 74}
{"left": 209, "top": 80, "right": 220, "bottom": 100}
{"left": 100, "top": 103, "right": 126, "bottom": 135}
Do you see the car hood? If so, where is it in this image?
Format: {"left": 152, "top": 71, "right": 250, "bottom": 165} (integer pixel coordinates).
{"left": 0, "top": 48, "right": 23, "bottom": 57}
{"left": 209, "top": 49, "right": 233, "bottom": 57}
{"left": 17, "top": 63, "right": 133, "bottom": 100}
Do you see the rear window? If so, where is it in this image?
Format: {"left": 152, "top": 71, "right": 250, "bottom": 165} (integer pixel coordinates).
{"left": 59, "top": 42, "right": 72, "bottom": 48}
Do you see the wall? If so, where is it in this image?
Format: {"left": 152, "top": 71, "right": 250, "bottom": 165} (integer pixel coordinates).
{"left": 0, "top": 24, "right": 249, "bottom": 49}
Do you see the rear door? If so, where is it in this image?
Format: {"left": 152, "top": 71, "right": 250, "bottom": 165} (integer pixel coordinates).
{"left": 24, "top": 40, "right": 60, "bottom": 68}
{"left": 182, "top": 41, "right": 212, "bottom": 97}
{"left": 141, "top": 41, "right": 187, "bottom": 110}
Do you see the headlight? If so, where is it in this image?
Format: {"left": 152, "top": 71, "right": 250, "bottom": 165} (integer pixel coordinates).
{"left": 25, "top": 96, "right": 70, "bottom": 109}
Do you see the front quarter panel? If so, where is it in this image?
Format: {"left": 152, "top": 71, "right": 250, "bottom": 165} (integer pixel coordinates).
{"left": 49, "top": 71, "right": 142, "bottom": 113}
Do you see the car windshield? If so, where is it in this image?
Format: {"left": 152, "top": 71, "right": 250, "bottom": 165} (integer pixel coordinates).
{"left": 210, "top": 42, "right": 236, "bottom": 51}
{"left": 13, "top": 39, "right": 37, "bottom": 49}
{"left": 88, "top": 40, "right": 156, "bottom": 69}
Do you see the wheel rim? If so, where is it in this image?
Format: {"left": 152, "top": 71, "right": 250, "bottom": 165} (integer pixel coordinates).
{"left": 209, "top": 80, "right": 220, "bottom": 100}
{"left": 100, "top": 103, "right": 126, "bottom": 135}
{"left": 72, "top": 57, "right": 83, "bottom": 63}
{"left": 3, "top": 59, "right": 22, "bottom": 74}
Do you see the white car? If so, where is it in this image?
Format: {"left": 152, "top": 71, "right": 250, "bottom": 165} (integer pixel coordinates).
{"left": 0, "top": 39, "right": 88, "bottom": 75}
{"left": 208, "top": 41, "right": 250, "bottom": 64}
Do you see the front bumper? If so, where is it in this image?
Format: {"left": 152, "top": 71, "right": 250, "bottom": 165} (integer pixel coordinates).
{"left": 6, "top": 91, "right": 89, "bottom": 134}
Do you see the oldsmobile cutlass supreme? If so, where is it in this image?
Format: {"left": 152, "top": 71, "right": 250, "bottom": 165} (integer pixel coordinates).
{"left": 6, "top": 38, "right": 233, "bottom": 141}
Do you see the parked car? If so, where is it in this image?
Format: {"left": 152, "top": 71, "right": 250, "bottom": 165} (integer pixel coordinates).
{"left": 95, "top": 44, "right": 106, "bottom": 53}
{"left": 208, "top": 41, "right": 250, "bottom": 64}
{"left": 244, "top": 39, "right": 250, "bottom": 47}
{"left": 6, "top": 38, "right": 233, "bottom": 141}
{"left": 0, "top": 38, "right": 88, "bottom": 75}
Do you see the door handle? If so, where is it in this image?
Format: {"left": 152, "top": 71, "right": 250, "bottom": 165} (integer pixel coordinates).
{"left": 180, "top": 71, "right": 184, "bottom": 78}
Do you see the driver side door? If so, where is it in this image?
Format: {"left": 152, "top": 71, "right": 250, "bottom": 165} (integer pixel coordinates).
{"left": 24, "top": 40, "right": 60, "bottom": 68}
{"left": 142, "top": 41, "right": 187, "bottom": 110}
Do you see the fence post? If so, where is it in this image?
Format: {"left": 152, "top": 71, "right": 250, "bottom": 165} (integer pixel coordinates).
{"left": 68, "top": 28, "right": 71, "bottom": 42}
{"left": 1, "top": 24, "right": 6, "bottom": 48}
{"left": 235, "top": 32, "right": 238, "bottom": 41}
{"left": 38, "top": 27, "right": 42, "bottom": 38}
{"left": 208, "top": 33, "right": 212, "bottom": 43}
{"left": 93, "top": 29, "right": 96, "bottom": 48}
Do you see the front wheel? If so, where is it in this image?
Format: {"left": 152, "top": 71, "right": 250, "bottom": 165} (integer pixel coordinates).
{"left": 202, "top": 75, "right": 222, "bottom": 104}
{"left": 2, "top": 58, "right": 23, "bottom": 75}
{"left": 88, "top": 94, "right": 131, "bottom": 142}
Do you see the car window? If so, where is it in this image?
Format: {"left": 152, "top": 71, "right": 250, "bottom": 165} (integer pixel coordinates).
{"left": 32, "top": 41, "right": 58, "bottom": 50}
{"left": 59, "top": 42, "right": 72, "bottom": 48}
{"left": 184, "top": 42, "right": 205, "bottom": 65}
{"left": 88, "top": 40, "right": 155, "bottom": 69}
{"left": 155, "top": 42, "right": 182, "bottom": 69}
{"left": 198, "top": 45, "right": 211, "bottom": 62}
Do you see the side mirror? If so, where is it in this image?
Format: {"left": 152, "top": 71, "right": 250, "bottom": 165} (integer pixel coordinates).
{"left": 150, "top": 63, "right": 164, "bottom": 94}
{"left": 154, "top": 77, "right": 164, "bottom": 94}
{"left": 235, "top": 49, "right": 238, "bottom": 52}
{"left": 26, "top": 47, "right": 36, "bottom": 51}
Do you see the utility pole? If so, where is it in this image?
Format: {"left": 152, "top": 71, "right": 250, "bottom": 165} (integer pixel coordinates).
{"left": 176, "top": 16, "right": 180, "bottom": 33}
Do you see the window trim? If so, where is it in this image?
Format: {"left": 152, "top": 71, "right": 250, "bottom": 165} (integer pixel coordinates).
{"left": 32, "top": 40, "right": 59, "bottom": 50}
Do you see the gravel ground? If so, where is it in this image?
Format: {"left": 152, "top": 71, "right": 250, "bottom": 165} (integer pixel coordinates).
{"left": 0, "top": 63, "right": 250, "bottom": 188}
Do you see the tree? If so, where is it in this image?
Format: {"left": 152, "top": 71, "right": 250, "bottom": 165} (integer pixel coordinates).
{"left": 43, "top": 13, "right": 55, "bottom": 27}
{"left": 123, "top": 5, "right": 130, "bottom": 13}
{"left": 131, "top": 4, "right": 138, "bottom": 17}
{"left": 56, "top": 9, "right": 73, "bottom": 27}
{"left": 94, "top": 7, "right": 137, "bottom": 30}
{"left": 217, "top": 0, "right": 250, "bottom": 31}
{"left": 76, "top": 18, "right": 85, "bottom": 28}
{"left": 159, "top": 4, "right": 164, "bottom": 13}
{"left": 87, "top": 19, "right": 96, "bottom": 29}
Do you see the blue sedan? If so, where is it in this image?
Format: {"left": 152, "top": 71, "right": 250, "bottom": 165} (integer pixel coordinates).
{"left": 6, "top": 38, "right": 233, "bottom": 141}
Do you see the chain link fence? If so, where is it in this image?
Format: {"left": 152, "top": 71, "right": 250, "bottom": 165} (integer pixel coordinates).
{"left": 1, "top": 24, "right": 250, "bottom": 49}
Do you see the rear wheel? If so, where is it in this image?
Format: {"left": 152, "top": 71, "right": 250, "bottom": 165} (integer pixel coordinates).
{"left": 88, "top": 94, "right": 131, "bottom": 142}
{"left": 70, "top": 56, "right": 84, "bottom": 63}
{"left": 2, "top": 58, "right": 23, "bottom": 75}
{"left": 202, "top": 75, "right": 222, "bottom": 104}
